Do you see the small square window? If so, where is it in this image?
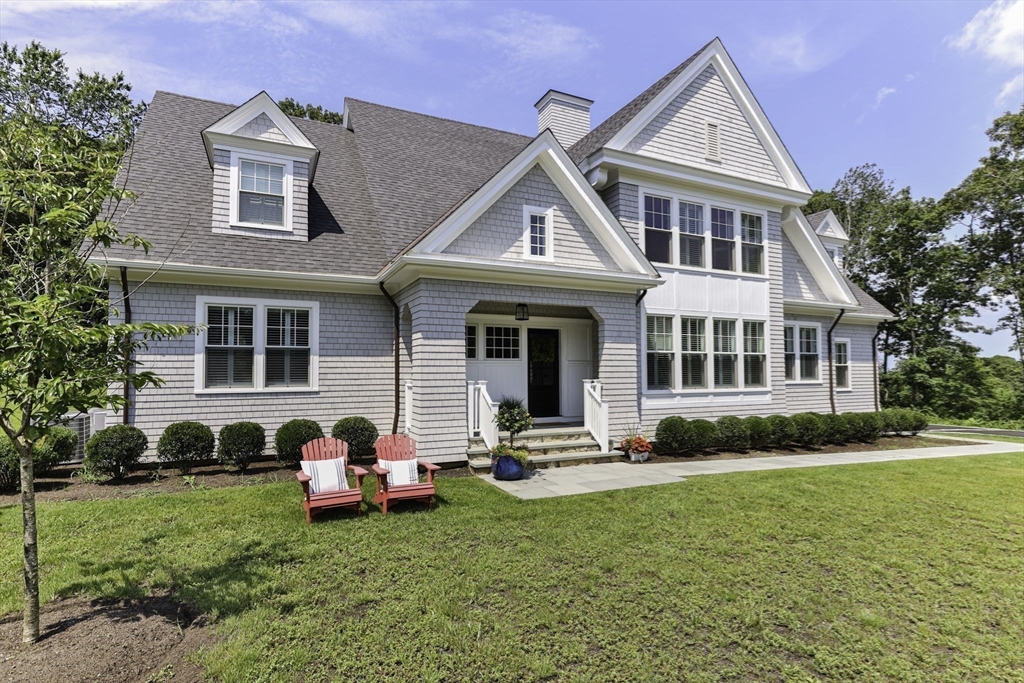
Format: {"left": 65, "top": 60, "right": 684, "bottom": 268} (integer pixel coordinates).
{"left": 485, "top": 326, "right": 520, "bottom": 359}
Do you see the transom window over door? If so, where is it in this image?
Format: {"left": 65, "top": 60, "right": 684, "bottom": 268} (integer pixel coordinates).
{"left": 710, "top": 208, "right": 735, "bottom": 271}
{"left": 239, "top": 160, "right": 285, "bottom": 226}
{"left": 740, "top": 213, "right": 763, "bottom": 274}
{"left": 205, "top": 305, "right": 254, "bottom": 388}
{"left": 713, "top": 319, "right": 737, "bottom": 388}
{"left": 643, "top": 195, "right": 672, "bottom": 264}
{"left": 265, "top": 308, "right": 310, "bottom": 387}
{"left": 646, "top": 315, "right": 674, "bottom": 390}
{"left": 679, "top": 202, "right": 704, "bottom": 268}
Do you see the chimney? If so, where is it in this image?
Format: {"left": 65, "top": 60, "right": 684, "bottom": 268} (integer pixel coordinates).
{"left": 534, "top": 90, "right": 593, "bottom": 148}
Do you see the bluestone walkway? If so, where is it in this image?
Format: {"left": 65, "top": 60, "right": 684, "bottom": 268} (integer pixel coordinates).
{"left": 480, "top": 438, "right": 1022, "bottom": 499}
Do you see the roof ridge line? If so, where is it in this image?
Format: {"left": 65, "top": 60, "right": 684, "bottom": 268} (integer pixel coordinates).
{"left": 345, "top": 98, "right": 531, "bottom": 140}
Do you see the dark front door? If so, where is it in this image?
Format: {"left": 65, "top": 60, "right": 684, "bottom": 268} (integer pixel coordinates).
{"left": 528, "top": 329, "right": 559, "bottom": 418}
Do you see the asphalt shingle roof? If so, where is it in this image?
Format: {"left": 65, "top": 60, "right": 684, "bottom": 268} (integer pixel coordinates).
{"left": 805, "top": 210, "right": 830, "bottom": 231}
{"left": 105, "top": 91, "right": 530, "bottom": 276}
{"left": 843, "top": 276, "right": 892, "bottom": 318}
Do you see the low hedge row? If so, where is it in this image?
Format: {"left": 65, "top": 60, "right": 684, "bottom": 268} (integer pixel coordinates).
{"left": 78, "top": 416, "right": 380, "bottom": 478}
{"left": 654, "top": 408, "right": 929, "bottom": 454}
{"left": 0, "top": 427, "right": 79, "bottom": 491}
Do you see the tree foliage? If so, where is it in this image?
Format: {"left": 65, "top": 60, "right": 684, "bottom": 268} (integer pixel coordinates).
{"left": 278, "top": 97, "right": 344, "bottom": 125}
{"left": 0, "top": 41, "right": 188, "bottom": 643}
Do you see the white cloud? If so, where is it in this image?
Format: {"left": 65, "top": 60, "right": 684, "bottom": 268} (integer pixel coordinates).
{"left": 481, "top": 9, "right": 597, "bottom": 65}
{"left": 874, "top": 87, "right": 897, "bottom": 108}
{"left": 947, "top": 0, "right": 1024, "bottom": 105}
{"left": 749, "top": 29, "right": 841, "bottom": 73}
{"left": 1, "top": 0, "right": 163, "bottom": 15}
{"left": 997, "top": 72, "right": 1024, "bottom": 104}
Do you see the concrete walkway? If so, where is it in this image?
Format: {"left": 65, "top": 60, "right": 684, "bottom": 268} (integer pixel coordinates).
{"left": 480, "top": 438, "right": 1023, "bottom": 500}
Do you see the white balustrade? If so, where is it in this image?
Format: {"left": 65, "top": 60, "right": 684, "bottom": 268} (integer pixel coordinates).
{"left": 466, "top": 381, "right": 499, "bottom": 449}
{"left": 583, "top": 379, "right": 610, "bottom": 453}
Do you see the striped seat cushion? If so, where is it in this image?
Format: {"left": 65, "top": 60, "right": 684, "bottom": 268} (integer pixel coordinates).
{"left": 378, "top": 459, "right": 418, "bottom": 486}
{"left": 300, "top": 457, "right": 349, "bottom": 494}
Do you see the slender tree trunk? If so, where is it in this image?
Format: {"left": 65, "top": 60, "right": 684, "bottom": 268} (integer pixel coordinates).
{"left": 18, "top": 441, "right": 39, "bottom": 644}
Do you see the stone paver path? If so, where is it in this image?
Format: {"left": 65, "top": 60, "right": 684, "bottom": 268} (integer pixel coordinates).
{"left": 480, "top": 438, "right": 1022, "bottom": 499}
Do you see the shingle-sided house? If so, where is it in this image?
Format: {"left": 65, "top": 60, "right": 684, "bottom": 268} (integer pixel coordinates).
{"left": 99, "top": 38, "right": 891, "bottom": 463}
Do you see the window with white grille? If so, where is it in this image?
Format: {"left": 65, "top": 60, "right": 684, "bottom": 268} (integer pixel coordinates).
{"left": 265, "top": 308, "right": 310, "bottom": 387}
{"left": 713, "top": 319, "right": 737, "bottom": 388}
{"left": 834, "top": 339, "right": 850, "bottom": 389}
{"left": 743, "top": 321, "right": 766, "bottom": 387}
{"left": 740, "top": 213, "right": 763, "bottom": 274}
{"left": 239, "top": 160, "right": 285, "bottom": 226}
{"left": 205, "top": 305, "right": 254, "bottom": 388}
{"left": 679, "top": 317, "right": 706, "bottom": 388}
{"left": 485, "top": 326, "right": 520, "bottom": 359}
{"left": 711, "top": 208, "right": 734, "bottom": 271}
{"left": 522, "top": 206, "right": 553, "bottom": 261}
{"left": 679, "top": 201, "right": 704, "bottom": 268}
{"left": 643, "top": 195, "right": 672, "bottom": 265}
{"left": 646, "top": 315, "right": 674, "bottom": 390}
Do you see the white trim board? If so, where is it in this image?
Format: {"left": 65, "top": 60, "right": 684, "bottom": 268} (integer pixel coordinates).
{"left": 781, "top": 207, "right": 856, "bottom": 305}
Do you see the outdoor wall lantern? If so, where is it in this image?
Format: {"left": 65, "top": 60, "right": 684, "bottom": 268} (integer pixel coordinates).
{"left": 515, "top": 303, "right": 530, "bottom": 321}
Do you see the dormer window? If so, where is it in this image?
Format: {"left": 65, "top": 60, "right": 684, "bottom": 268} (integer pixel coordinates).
{"left": 239, "top": 160, "right": 285, "bottom": 226}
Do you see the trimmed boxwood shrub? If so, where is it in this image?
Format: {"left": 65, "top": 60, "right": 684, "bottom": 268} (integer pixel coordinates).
{"left": 689, "top": 419, "right": 719, "bottom": 452}
{"left": 157, "top": 421, "right": 214, "bottom": 474}
{"left": 654, "top": 416, "right": 690, "bottom": 454}
{"left": 821, "top": 413, "right": 850, "bottom": 444}
{"left": 877, "top": 408, "right": 900, "bottom": 435}
{"left": 716, "top": 416, "right": 749, "bottom": 451}
{"left": 791, "top": 412, "right": 824, "bottom": 447}
{"left": 907, "top": 410, "right": 929, "bottom": 435}
{"left": 332, "top": 416, "right": 378, "bottom": 456}
{"left": 217, "top": 421, "right": 265, "bottom": 473}
{"left": 844, "top": 412, "right": 882, "bottom": 442}
{"left": 275, "top": 419, "right": 324, "bottom": 466}
{"left": 766, "top": 414, "right": 795, "bottom": 448}
{"left": 745, "top": 416, "right": 772, "bottom": 450}
{"left": 85, "top": 425, "right": 148, "bottom": 479}
{"left": 0, "top": 427, "right": 78, "bottom": 491}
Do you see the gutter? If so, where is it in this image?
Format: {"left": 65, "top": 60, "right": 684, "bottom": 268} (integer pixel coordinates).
{"left": 826, "top": 309, "right": 845, "bottom": 414}
{"left": 378, "top": 283, "right": 401, "bottom": 435}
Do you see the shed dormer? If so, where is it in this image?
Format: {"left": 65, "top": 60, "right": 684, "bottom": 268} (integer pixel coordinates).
{"left": 807, "top": 209, "right": 849, "bottom": 270}
{"left": 202, "top": 92, "right": 320, "bottom": 241}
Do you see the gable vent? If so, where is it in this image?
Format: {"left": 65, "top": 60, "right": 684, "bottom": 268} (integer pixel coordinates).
{"left": 705, "top": 121, "right": 721, "bottom": 161}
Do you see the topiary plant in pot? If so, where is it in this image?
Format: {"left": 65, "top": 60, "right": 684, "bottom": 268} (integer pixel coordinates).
{"left": 490, "top": 396, "right": 534, "bottom": 479}
{"left": 495, "top": 396, "right": 534, "bottom": 448}
{"left": 489, "top": 443, "right": 529, "bottom": 481}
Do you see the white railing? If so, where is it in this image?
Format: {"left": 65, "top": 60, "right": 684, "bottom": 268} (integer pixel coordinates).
{"left": 583, "top": 379, "right": 610, "bottom": 453}
{"left": 467, "top": 380, "right": 499, "bottom": 450}
{"left": 404, "top": 381, "right": 413, "bottom": 434}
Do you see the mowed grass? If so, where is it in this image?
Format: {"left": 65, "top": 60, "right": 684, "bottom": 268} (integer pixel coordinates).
{"left": 2, "top": 453, "right": 1023, "bottom": 682}
{"left": 938, "top": 432, "right": 1024, "bottom": 445}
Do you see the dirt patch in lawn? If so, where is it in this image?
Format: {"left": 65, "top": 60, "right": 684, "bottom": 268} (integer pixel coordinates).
{"left": 0, "top": 594, "right": 213, "bottom": 683}
{"left": 631, "top": 435, "right": 978, "bottom": 464}
{"left": 0, "top": 458, "right": 472, "bottom": 505}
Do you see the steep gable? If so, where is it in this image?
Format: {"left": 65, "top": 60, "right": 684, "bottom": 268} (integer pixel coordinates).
{"left": 625, "top": 64, "right": 784, "bottom": 185}
{"left": 444, "top": 164, "right": 621, "bottom": 272}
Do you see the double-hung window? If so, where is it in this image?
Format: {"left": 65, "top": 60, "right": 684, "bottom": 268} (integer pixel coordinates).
{"left": 265, "top": 308, "right": 310, "bottom": 387}
{"left": 784, "top": 326, "right": 796, "bottom": 381}
{"left": 205, "top": 305, "right": 255, "bottom": 388}
{"left": 710, "top": 208, "right": 735, "bottom": 271}
{"left": 679, "top": 202, "right": 704, "bottom": 268}
{"left": 239, "top": 160, "right": 285, "bottom": 226}
{"left": 646, "top": 316, "right": 674, "bottom": 390}
{"left": 743, "top": 321, "right": 766, "bottom": 387}
{"left": 679, "top": 317, "right": 706, "bottom": 388}
{"left": 713, "top": 319, "right": 737, "bottom": 388}
{"left": 740, "top": 213, "right": 763, "bottom": 274}
{"left": 799, "top": 327, "right": 819, "bottom": 380}
{"left": 834, "top": 340, "right": 850, "bottom": 389}
{"left": 643, "top": 195, "right": 672, "bottom": 265}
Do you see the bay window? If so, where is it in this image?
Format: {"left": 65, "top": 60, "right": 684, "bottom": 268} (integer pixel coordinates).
{"left": 713, "top": 319, "right": 737, "bottom": 387}
{"left": 646, "top": 315, "right": 674, "bottom": 390}
{"left": 643, "top": 195, "right": 672, "bottom": 264}
{"left": 710, "top": 208, "right": 735, "bottom": 271}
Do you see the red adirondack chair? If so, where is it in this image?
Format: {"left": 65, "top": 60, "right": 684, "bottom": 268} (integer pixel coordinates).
{"left": 296, "top": 437, "right": 368, "bottom": 523}
{"left": 371, "top": 434, "right": 440, "bottom": 515}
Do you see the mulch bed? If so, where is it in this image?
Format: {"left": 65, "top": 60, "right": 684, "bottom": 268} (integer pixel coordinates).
{"left": 0, "top": 459, "right": 471, "bottom": 506}
{"left": 625, "top": 435, "right": 975, "bottom": 464}
{"left": 0, "top": 593, "right": 212, "bottom": 683}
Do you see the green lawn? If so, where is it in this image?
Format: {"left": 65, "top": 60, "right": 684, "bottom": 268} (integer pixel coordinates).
{"left": 2, "top": 453, "right": 1023, "bottom": 682}
{"left": 938, "top": 432, "right": 1024, "bottom": 445}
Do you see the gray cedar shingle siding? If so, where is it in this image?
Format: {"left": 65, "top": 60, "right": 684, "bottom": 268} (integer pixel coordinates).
{"left": 625, "top": 65, "right": 784, "bottom": 186}
{"left": 782, "top": 233, "right": 827, "bottom": 301}
{"left": 126, "top": 282, "right": 397, "bottom": 453}
{"left": 783, "top": 314, "right": 877, "bottom": 414}
{"left": 233, "top": 113, "right": 290, "bottom": 143}
{"left": 599, "top": 182, "right": 640, "bottom": 244}
{"left": 443, "top": 164, "right": 620, "bottom": 271}
{"left": 538, "top": 98, "right": 591, "bottom": 148}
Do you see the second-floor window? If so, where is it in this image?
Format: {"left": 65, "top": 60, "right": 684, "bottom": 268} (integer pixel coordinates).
{"left": 239, "top": 160, "right": 285, "bottom": 226}
{"left": 740, "top": 213, "right": 763, "bottom": 274}
{"left": 644, "top": 195, "right": 672, "bottom": 264}
{"left": 710, "top": 208, "right": 734, "bottom": 271}
{"left": 679, "top": 202, "right": 704, "bottom": 268}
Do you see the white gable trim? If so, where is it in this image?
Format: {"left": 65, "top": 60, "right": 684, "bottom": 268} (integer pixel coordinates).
{"left": 202, "top": 91, "right": 320, "bottom": 180}
{"left": 781, "top": 207, "right": 856, "bottom": 305}
{"left": 412, "top": 130, "right": 659, "bottom": 278}
{"left": 603, "top": 39, "right": 811, "bottom": 195}
{"left": 813, "top": 209, "right": 850, "bottom": 241}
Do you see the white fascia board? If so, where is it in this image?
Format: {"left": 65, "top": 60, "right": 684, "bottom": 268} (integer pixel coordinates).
{"left": 602, "top": 39, "right": 812, "bottom": 195}
{"left": 381, "top": 253, "right": 662, "bottom": 294}
{"left": 413, "top": 131, "right": 659, "bottom": 277}
{"left": 201, "top": 91, "right": 320, "bottom": 179}
{"left": 588, "top": 148, "right": 810, "bottom": 207}
{"left": 94, "top": 257, "right": 380, "bottom": 295}
{"left": 814, "top": 209, "right": 850, "bottom": 241}
{"left": 784, "top": 299, "right": 894, "bottom": 323}
{"left": 781, "top": 208, "right": 856, "bottom": 305}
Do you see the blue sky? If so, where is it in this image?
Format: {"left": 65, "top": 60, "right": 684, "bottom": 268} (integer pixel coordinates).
{"left": 3, "top": 0, "right": 1022, "bottom": 355}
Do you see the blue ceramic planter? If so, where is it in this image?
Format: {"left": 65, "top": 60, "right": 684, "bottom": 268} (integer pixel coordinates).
{"left": 492, "top": 455, "right": 526, "bottom": 481}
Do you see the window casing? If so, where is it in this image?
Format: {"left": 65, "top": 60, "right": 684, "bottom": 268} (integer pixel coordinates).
{"left": 226, "top": 149, "right": 294, "bottom": 232}
{"left": 784, "top": 326, "right": 796, "bottom": 381}
{"left": 710, "top": 208, "right": 735, "bottom": 271}
{"left": 783, "top": 324, "right": 821, "bottom": 382}
{"left": 485, "top": 326, "right": 520, "bottom": 359}
{"left": 679, "top": 201, "right": 704, "bottom": 268}
{"left": 195, "top": 296, "right": 318, "bottom": 393}
{"left": 465, "top": 325, "right": 477, "bottom": 359}
{"left": 643, "top": 195, "right": 672, "bottom": 265}
{"left": 679, "top": 317, "right": 706, "bottom": 388}
{"left": 834, "top": 339, "right": 850, "bottom": 389}
{"left": 740, "top": 213, "right": 763, "bottom": 274}
{"left": 522, "top": 206, "right": 554, "bottom": 261}
{"left": 646, "top": 315, "right": 674, "bottom": 390}
{"left": 743, "top": 321, "right": 766, "bottom": 388}
{"left": 712, "top": 319, "right": 737, "bottom": 388}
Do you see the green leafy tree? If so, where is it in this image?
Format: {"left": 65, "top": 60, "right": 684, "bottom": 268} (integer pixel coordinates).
{"left": 278, "top": 97, "right": 344, "bottom": 125}
{"left": 0, "top": 42, "right": 188, "bottom": 643}
{"left": 945, "top": 106, "right": 1024, "bottom": 388}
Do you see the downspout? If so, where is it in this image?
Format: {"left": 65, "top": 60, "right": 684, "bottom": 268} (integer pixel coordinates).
{"left": 119, "top": 267, "right": 132, "bottom": 426}
{"left": 826, "top": 309, "right": 845, "bottom": 415}
{"left": 379, "top": 283, "right": 401, "bottom": 435}
{"left": 635, "top": 290, "right": 647, "bottom": 307}
{"left": 872, "top": 328, "right": 881, "bottom": 412}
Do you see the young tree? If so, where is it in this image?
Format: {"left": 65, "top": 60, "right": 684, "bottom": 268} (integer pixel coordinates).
{"left": 946, "top": 107, "right": 1024, "bottom": 387}
{"left": 0, "top": 42, "right": 187, "bottom": 643}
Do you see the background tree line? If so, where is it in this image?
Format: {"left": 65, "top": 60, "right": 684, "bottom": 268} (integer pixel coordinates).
{"left": 806, "top": 106, "right": 1024, "bottom": 426}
